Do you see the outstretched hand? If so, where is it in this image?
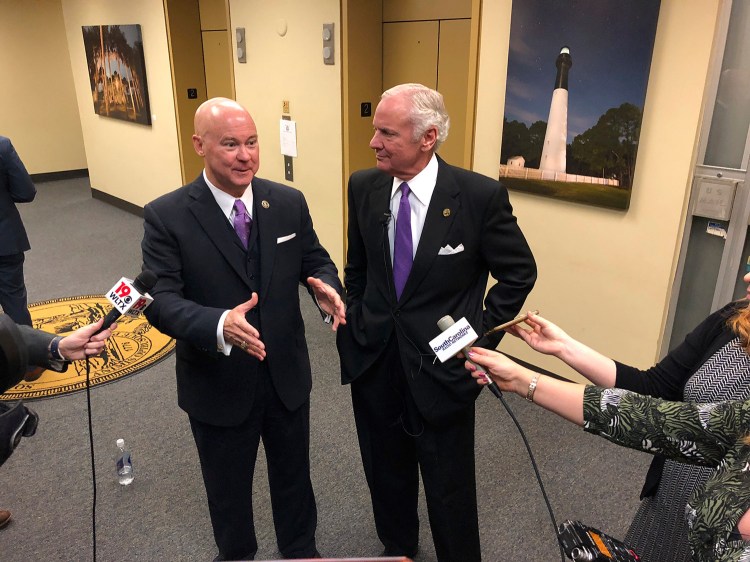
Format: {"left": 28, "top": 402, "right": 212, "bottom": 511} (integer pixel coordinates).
{"left": 307, "top": 277, "right": 346, "bottom": 331}
{"left": 223, "top": 293, "right": 266, "bottom": 360}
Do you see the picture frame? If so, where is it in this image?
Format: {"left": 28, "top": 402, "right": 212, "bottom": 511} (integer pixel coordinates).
{"left": 81, "top": 24, "right": 152, "bottom": 126}
{"left": 500, "top": 0, "right": 661, "bottom": 210}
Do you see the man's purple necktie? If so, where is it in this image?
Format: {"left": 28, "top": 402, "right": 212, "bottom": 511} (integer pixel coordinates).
{"left": 393, "top": 183, "right": 413, "bottom": 300}
{"left": 233, "top": 199, "right": 252, "bottom": 249}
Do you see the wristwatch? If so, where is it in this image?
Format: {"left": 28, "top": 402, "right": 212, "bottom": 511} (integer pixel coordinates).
{"left": 48, "top": 336, "right": 66, "bottom": 361}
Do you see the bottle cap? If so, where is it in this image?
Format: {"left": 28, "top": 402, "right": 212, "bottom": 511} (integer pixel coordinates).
{"left": 116, "top": 438, "right": 124, "bottom": 448}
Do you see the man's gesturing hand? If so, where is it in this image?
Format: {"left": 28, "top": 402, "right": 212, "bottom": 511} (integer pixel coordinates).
{"left": 307, "top": 277, "right": 346, "bottom": 331}
{"left": 223, "top": 293, "right": 266, "bottom": 360}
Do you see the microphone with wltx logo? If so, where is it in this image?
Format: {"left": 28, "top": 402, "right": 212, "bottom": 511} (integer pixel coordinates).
{"left": 94, "top": 270, "right": 157, "bottom": 334}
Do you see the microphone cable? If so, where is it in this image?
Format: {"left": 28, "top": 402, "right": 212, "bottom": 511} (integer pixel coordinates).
{"left": 85, "top": 356, "right": 98, "bottom": 562}
{"left": 488, "top": 381, "right": 565, "bottom": 561}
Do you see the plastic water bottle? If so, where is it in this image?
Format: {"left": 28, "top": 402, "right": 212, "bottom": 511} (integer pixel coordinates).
{"left": 115, "top": 438, "right": 134, "bottom": 485}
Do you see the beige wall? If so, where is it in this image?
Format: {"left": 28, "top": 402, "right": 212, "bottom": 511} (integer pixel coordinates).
{"left": 229, "top": 0, "right": 344, "bottom": 271}
{"left": 0, "top": 0, "right": 86, "bottom": 174}
{"left": 0, "top": 0, "right": 722, "bottom": 378}
{"left": 60, "top": 0, "right": 182, "bottom": 207}
{"left": 474, "top": 0, "right": 720, "bottom": 380}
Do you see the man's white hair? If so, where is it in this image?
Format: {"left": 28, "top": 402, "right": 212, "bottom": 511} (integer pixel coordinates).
{"left": 381, "top": 83, "right": 450, "bottom": 150}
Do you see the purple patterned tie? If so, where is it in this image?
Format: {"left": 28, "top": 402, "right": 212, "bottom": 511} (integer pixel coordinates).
{"left": 393, "top": 183, "right": 413, "bottom": 300}
{"left": 233, "top": 199, "right": 251, "bottom": 248}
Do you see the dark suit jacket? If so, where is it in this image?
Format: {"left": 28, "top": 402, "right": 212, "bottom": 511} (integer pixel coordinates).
{"left": 337, "top": 156, "right": 536, "bottom": 423}
{"left": 142, "top": 175, "right": 342, "bottom": 427}
{"left": 0, "top": 314, "right": 66, "bottom": 393}
{"left": 0, "top": 136, "right": 36, "bottom": 256}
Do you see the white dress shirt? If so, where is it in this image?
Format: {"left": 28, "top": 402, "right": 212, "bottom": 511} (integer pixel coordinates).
{"left": 388, "top": 153, "right": 438, "bottom": 262}
{"left": 203, "top": 171, "right": 253, "bottom": 355}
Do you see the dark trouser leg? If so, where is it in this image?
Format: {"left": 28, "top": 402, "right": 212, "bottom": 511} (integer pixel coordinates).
{"left": 351, "top": 340, "right": 419, "bottom": 556}
{"left": 262, "top": 385, "right": 318, "bottom": 558}
{"left": 189, "top": 413, "right": 261, "bottom": 560}
{"left": 415, "top": 404, "right": 481, "bottom": 562}
{"left": 0, "top": 253, "right": 31, "bottom": 326}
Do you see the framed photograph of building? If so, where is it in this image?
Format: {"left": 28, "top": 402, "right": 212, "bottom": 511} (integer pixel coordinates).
{"left": 500, "top": 0, "right": 661, "bottom": 210}
{"left": 81, "top": 24, "right": 152, "bottom": 125}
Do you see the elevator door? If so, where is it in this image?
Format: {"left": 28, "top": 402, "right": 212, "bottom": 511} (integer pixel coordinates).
{"left": 382, "top": 18, "right": 471, "bottom": 168}
{"left": 663, "top": 0, "right": 750, "bottom": 353}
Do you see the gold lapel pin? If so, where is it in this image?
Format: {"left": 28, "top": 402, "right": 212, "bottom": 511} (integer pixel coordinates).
{"left": 443, "top": 208, "right": 451, "bottom": 217}
{"left": 262, "top": 200, "right": 270, "bottom": 209}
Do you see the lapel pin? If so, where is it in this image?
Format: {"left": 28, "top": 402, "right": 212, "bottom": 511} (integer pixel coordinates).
{"left": 443, "top": 208, "right": 451, "bottom": 217}
{"left": 262, "top": 200, "right": 270, "bottom": 209}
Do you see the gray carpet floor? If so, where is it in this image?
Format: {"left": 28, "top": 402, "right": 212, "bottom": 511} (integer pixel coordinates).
{"left": 0, "top": 178, "right": 650, "bottom": 561}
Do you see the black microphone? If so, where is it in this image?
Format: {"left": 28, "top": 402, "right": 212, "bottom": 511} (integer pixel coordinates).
{"left": 380, "top": 211, "right": 392, "bottom": 227}
{"left": 95, "top": 270, "right": 157, "bottom": 334}
{"left": 436, "top": 315, "right": 502, "bottom": 399}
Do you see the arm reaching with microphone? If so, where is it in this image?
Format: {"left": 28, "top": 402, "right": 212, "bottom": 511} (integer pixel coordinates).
{"left": 2, "top": 316, "right": 116, "bottom": 391}
{"left": 506, "top": 312, "right": 616, "bottom": 387}
{"left": 465, "top": 347, "right": 585, "bottom": 424}
{"left": 57, "top": 318, "right": 116, "bottom": 361}
{"left": 464, "top": 344, "right": 750, "bottom": 560}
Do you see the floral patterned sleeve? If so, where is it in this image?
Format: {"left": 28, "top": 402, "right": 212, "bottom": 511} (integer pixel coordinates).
{"left": 582, "top": 385, "right": 747, "bottom": 467}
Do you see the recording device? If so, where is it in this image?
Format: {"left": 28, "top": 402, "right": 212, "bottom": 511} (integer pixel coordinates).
{"left": 434, "top": 315, "right": 502, "bottom": 399}
{"left": 96, "top": 270, "right": 157, "bottom": 334}
{"left": 558, "top": 520, "right": 640, "bottom": 561}
{"left": 380, "top": 211, "right": 392, "bottom": 227}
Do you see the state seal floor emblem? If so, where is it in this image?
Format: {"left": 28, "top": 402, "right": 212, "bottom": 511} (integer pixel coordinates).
{"left": 0, "top": 295, "right": 175, "bottom": 401}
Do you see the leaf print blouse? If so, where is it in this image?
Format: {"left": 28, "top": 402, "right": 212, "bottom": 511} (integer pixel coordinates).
{"left": 582, "top": 385, "right": 750, "bottom": 562}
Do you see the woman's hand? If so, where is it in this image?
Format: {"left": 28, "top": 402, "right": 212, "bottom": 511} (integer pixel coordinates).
{"left": 464, "top": 347, "right": 533, "bottom": 395}
{"left": 507, "top": 312, "right": 570, "bottom": 357}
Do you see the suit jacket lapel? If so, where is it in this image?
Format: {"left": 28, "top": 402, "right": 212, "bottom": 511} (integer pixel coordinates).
{"left": 253, "top": 179, "right": 278, "bottom": 305}
{"left": 399, "top": 159, "right": 459, "bottom": 302}
{"left": 187, "top": 179, "right": 253, "bottom": 290}
{"left": 366, "top": 175, "right": 397, "bottom": 302}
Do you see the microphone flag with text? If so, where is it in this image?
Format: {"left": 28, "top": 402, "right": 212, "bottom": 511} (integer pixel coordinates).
{"left": 432, "top": 315, "right": 503, "bottom": 399}
{"left": 96, "top": 270, "right": 157, "bottom": 333}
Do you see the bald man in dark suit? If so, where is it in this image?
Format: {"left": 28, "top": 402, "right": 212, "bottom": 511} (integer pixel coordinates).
{"left": 142, "top": 98, "right": 344, "bottom": 561}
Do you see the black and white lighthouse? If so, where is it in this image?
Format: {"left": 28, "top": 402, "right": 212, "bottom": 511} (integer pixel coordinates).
{"left": 540, "top": 46, "right": 573, "bottom": 174}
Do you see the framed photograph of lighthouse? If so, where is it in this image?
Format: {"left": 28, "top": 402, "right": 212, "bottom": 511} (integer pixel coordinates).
{"left": 499, "top": 0, "right": 661, "bottom": 210}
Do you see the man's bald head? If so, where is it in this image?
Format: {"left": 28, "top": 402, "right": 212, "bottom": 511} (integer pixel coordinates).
{"left": 192, "top": 97, "right": 260, "bottom": 197}
{"left": 194, "top": 97, "right": 251, "bottom": 138}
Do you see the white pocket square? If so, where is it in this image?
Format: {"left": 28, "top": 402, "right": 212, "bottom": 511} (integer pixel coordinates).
{"left": 277, "top": 233, "right": 296, "bottom": 244}
{"left": 438, "top": 243, "right": 464, "bottom": 256}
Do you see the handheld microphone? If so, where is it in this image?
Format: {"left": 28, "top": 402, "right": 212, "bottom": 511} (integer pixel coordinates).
{"left": 95, "top": 270, "right": 157, "bottom": 334}
{"left": 436, "top": 315, "right": 502, "bottom": 399}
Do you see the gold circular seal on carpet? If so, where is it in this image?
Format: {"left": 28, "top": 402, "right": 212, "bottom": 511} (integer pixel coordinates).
{"left": 0, "top": 295, "right": 175, "bottom": 401}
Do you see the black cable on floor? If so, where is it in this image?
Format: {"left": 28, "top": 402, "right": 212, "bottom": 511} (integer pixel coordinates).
{"left": 490, "top": 389, "right": 566, "bottom": 562}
